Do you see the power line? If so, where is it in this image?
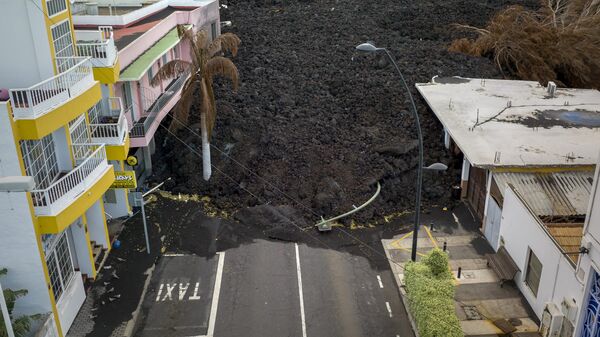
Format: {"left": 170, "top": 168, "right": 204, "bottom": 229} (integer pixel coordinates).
{"left": 158, "top": 121, "right": 407, "bottom": 272}
{"left": 167, "top": 113, "right": 405, "bottom": 268}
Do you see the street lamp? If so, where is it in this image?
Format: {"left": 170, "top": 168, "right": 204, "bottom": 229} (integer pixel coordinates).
{"left": 356, "top": 42, "right": 446, "bottom": 261}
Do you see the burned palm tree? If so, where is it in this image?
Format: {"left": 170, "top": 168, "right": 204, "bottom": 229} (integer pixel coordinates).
{"left": 151, "top": 25, "right": 240, "bottom": 181}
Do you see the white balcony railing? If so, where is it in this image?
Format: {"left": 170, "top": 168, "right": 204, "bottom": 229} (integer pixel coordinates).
{"left": 76, "top": 27, "right": 118, "bottom": 67}
{"left": 90, "top": 97, "right": 128, "bottom": 145}
{"left": 9, "top": 57, "right": 94, "bottom": 119}
{"left": 131, "top": 73, "right": 189, "bottom": 138}
{"left": 31, "top": 144, "right": 109, "bottom": 216}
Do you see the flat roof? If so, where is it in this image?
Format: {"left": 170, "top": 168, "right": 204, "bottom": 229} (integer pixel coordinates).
{"left": 416, "top": 77, "right": 600, "bottom": 167}
{"left": 119, "top": 26, "right": 185, "bottom": 81}
{"left": 113, "top": 7, "right": 185, "bottom": 49}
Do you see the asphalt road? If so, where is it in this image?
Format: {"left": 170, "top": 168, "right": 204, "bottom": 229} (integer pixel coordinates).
{"left": 213, "top": 240, "right": 415, "bottom": 337}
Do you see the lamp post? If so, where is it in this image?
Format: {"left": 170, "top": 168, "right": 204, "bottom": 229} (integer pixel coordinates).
{"left": 356, "top": 42, "right": 446, "bottom": 261}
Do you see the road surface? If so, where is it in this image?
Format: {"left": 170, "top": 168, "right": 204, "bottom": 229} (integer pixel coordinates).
{"left": 213, "top": 240, "right": 414, "bottom": 337}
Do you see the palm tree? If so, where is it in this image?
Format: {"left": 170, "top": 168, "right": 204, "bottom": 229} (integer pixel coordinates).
{"left": 151, "top": 25, "right": 240, "bottom": 181}
{"left": 0, "top": 268, "right": 40, "bottom": 337}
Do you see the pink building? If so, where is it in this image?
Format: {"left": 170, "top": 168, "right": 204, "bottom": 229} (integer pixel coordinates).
{"left": 74, "top": 0, "right": 221, "bottom": 180}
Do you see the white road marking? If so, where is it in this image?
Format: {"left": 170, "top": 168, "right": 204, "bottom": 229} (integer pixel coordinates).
{"left": 295, "top": 243, "right": 308, "bottom": 337}
{"left": 206, "top": 252, "right": 225, "bottom": 337}
{"left": 377, "top": 275, "right": 384, "bottom": 288}
{"left": 452, "top": 212, "right": 460, "bottom": 226}
{"left": 155, "top": 283, "right": 164, "bottom": 301}
{"left": 189, "top": 282, "right": 201, "bottom": 300}
{"left": 162, "top": 283, "right": 175, "bottom": 301}
{"left": 385, "top": 301, "right": 393, "bottom": 318}
{"left": 178, "top": 283, "right": 189, "bottom": 300}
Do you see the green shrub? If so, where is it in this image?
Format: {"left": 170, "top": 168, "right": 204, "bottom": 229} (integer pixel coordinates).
{"left": 404, "top": 249, "right": 462, "bottom": 337}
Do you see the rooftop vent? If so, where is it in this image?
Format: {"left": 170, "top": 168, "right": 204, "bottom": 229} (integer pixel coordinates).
{"left": 547, "top": 81, "right": 557, "bottom": 97}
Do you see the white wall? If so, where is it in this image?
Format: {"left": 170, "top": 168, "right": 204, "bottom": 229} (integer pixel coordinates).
{"left": 584, "top": 156, "right": 600, "bottom": 255}
{"left": 0, "top": 104, "right": 54, "bottom": 319}
{"left": 499, "top": 187, "right": 584, "bottom": 319}
{"left": 55, "top": 272, "right": 85, "bottom": 334}
{"left": 69, "top": 222, "right": 93, "bottom": 276}
{"left": 87, "top": 200, "right": 111, "bottom": 248}
{"left": 0, "top": 0, "right": 54, "bottom": 89}
{"left": 575, "top": 153, "right": 600, "bottom": 335}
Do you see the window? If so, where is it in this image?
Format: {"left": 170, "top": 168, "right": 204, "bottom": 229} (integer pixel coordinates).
{"left": 51, "top": 20, "right": 75, "bottom": 72}
{"left": 147, "top": 66, "right": 154, "bottom": 82}
{"left": 211, "top": 22, "right": 217, "bottom": 41}
{"left": 525, "top": 249, "right": 542, "bottom": 296}
{"left": 46, "top": 0, "right": 67, "bottom": 17}
{"left": 42, "top": 231, "right": 75, "bottom": 301}
{"left": 20, "top": 135, "right": 59, "bottom": 190}
{"left": 161, "top": 54, "right": 168, "bottom": 66}
{"left": 173, "top": 45, "right": 180, "bottom": 60}
{"left": 69, "top": 114, "right": 91, "bottom": 161}
{"left": 87, "top": 101, "right": 101, "bottom": 125}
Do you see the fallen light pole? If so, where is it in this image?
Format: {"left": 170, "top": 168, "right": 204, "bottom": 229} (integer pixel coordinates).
{"left": 315, "top": 182, "right": 381, "bottom": 232}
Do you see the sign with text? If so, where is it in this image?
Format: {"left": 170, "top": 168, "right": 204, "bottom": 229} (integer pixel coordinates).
{"left": 110, "top": 171, "right": 137, "bottom": 189}
{"left": 136, "top": 255, "right": 219, "bottom": 337}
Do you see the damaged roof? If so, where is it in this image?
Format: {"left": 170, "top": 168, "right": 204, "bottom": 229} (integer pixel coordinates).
{"left": 495, "top": 171, "right": 594, "bottom": 217}
{"left": 416, "top": 77, "right": 600, "bottom": 167}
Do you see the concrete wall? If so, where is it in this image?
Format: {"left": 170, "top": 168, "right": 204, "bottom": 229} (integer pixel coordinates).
{"left": 0, "top": 104, "right": 54, "bottom": 319}
{"left": 87, "top": 200, "right": 111, "bottom": 248}
{"left": 0, "top": 0, "right": 55, "bottom": 89}
{"left": 55, "top": 271, "right": 85, "bottom": 334}
{"left": 499, "top": 186, "right": 584, "bottom": 319}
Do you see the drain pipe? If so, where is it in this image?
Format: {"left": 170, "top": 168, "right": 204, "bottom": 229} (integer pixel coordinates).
{"left": 315, "top": 182, "right": 381, "bottom": 231}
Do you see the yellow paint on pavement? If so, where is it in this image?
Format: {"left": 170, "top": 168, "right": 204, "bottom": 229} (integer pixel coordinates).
{"left": 423, "top": 225, "right": 439, "bottom": 248}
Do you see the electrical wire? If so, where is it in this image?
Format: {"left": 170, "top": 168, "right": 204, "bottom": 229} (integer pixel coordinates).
{"left": 166, "top": 113, "right": 408, "bottom": 268}
{"left": 158, "top": 122, "right": 408, "bottom": 272}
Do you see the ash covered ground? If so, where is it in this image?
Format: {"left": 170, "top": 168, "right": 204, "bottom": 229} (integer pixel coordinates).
{"left": 150, "top": 0, "right": 537, "bottom": 224}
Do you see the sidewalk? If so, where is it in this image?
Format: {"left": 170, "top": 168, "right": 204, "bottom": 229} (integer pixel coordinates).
{"left": 382, "top": 204, "right": 540, "bottom": 337}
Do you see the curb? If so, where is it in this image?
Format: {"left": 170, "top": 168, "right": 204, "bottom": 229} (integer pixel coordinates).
{"left": 381, "top": 240, "right": 420, "bottom": 337}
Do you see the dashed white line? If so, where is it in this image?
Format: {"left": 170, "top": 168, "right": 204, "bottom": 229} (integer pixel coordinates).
{"left": 377, "top": 275, "right": 384, "bottom": 288}
{"left": 385, "top": 301, "right": 393, "bottom": 318}
{"left": 295, "top": 243, "right": 308, "bottom": 337}
{"left": 452, "top": 212, "right": 461, "bottom": 226}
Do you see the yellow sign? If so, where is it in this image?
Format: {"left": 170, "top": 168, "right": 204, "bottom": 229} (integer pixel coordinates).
{"left": 126, "top": 155, "right": 138, "bottom": 167}
{"left": 111, "top": 171, "right": 137, "bottom": 189}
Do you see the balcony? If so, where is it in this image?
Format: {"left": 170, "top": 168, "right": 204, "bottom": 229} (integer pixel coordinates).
{"left": 9, "top": 57, "right": 100, "bottom": 139}
{"left": 76, "top": 27, "right": 120, "bottom": 84}
{"left": 89, "top": 97, "right": 128, "bottom": 145}
{"left": 10, "top": 57, "right": 95, "bottom": 119}
{"left": 130, "top": 73, "right": 188, "bottom": 145}
{"left": 76, "top": 27, "right": 117, "bottom": 68}
{"left": 32, "top": 144, "right": 114, "bottom": 233}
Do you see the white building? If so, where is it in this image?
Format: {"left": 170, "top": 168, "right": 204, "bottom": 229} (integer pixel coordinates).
{"left": 0, "top": 1, "right": 222, "bottom": 336}
{"left": 417, "top": 76, "right": 600, "bottom": 337}
{"left": 575, "top": 156, "right": 600, "bottom": 337}
{"left": 416, "top": 76, "right": 600, "bottom": 238}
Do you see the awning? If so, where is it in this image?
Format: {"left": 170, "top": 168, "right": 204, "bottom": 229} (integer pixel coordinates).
{"left": 119, "top": 25, "right": 190, "bottom": 82}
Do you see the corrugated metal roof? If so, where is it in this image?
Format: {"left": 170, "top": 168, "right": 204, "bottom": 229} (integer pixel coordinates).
{"left": 545, "top": 223, "right": 584, "bottom": 264}
{"left": 494, "top": 171, "right": 594, "bottom": 216}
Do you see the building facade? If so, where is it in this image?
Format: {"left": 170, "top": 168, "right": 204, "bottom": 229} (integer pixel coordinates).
{"left": 73, "top": 0, "right": 221, "bottom": 182}
{"left": 0, "top": 1, "right": 220, "bottom": 336}
{"left": 0, "top": 1, "right": 130, "bottom": 336}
